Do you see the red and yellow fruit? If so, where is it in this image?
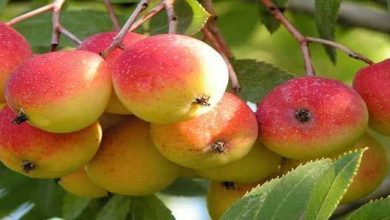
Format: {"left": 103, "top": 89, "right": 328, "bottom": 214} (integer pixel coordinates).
{"left": 86, "top": 117, "right": 181, "bottom": 196}
{"left": 257, "top": 76, "right": 369, "bottom": 159}
{"left": 0, "top": 107, "right": 101, "bottom": 178}
{"left": 5, "top": 50, "right": 112, "bottom": 133}
{"left": 0, "top": 23, "right": 32, "bottom": 103}
{"left": 112, "top": 34, "right": 229, "bottom": 124}
{"left": 151, "top": 92, "right": 258, "bottom": 169}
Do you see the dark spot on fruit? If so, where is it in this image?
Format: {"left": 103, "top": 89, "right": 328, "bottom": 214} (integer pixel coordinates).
{"left": 210, "top": 140, "right": 227, "bottom": 153}
{"left": 12, "top": 111, "right": 28, "bottom": 125}
{"left": 295, "top": 108, "right": 311, "bottom": 123}
{"left": 193, "top": 95, "right": 211, "bottom": 107}
{"left": 222, "top": 181, "right": 235, "bottom": 190}
{"left": 21, "top": 160, "right": 36, "bottom": 173}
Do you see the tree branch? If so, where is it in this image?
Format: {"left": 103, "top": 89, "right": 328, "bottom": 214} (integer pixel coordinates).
{"left": 104, "top": 0, "right": 120, "bottom": 31}
{"left": 163, "top": 0, "right": 177, "bottom": 34}
{"left": 6, "top": 4, "right": 53, "bottom": 26}
{"left": 101, "top": 0, "right": 150, "bottom": 58}
{"left": 261, "top": 0, "right": 315, "bottom": 76}
{"left": 289, "top": 0, "right": 390, "bottom": 33}
{"left": 129, "top": 2, "right": 165, "bottom": 32}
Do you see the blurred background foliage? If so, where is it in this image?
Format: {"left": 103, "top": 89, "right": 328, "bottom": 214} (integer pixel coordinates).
{"left": 0, "top": 0, "right": 390, "bottom": 219}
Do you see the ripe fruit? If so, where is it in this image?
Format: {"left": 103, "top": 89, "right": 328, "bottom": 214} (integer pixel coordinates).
{"left": 257, "top": 76, "right": 369, "bottom": 159}
{"left": 207, "top": 181, "right": 259, "bottom": 220}
{"left": 353, "top": 59, "right": 390, "bottom": 135}
{"left": 0, "top": 107, "right": 101, "bottom": 178}
{"left": 86, "top": 117, "right": 181, "bottom": 196}
{"left": 151, "top": 92, "right": 258, "bottom": 169}
{"left": 58, "top": 168, "right": 108, "bottom": 198}
{"left": 112, "top": 34, "right": 229, "bottom": 124}
{"left": 0, "top": 23, "right": 32, "bottom": 104}
{"left": 197, "top": 139, "right": 281, "bottom": 183}
{"left": 5, "top": 50, "right": 112, "bottom": 133}
{"left": 341, "top": 133, "right": 388, "bottom": 204}
{"left": 78, "top": 31, "right": 146, "bottom": 115}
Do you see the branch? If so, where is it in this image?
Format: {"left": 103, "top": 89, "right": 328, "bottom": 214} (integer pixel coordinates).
{"left": 306, "top": 37, "right": 374, "bottom": 65}
{"left": 104, "top": 0, "right": 120, "bottom": 31}
{"left": 261, "top": 0, "right": 315, "bottom": 76}
{"left": 163, "top": 0, "right": 177, "bottom": 34}
{"left": 129, "top": 2, "right": 164, "bottom": 32}
{"left": 6, "top": 4, "right": 53, "bottom": 26}
{"left": 101, "top": 0, "right": 151, "bottom": 58}
{"left": 202, "top": 0, "right": 233, "bottom": 58}
{"left": 51, "top": 0, "right": 66, "bottom": 51}
{"left": 289, "top": 0, "right": 390, "bottom": 33}
{"left": 202, "top": 28, "right": 240, "bottom": 93}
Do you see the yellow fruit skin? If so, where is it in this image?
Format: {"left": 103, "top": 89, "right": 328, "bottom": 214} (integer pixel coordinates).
{"left": 207, "top": 182, "right": 259, "bottom": 220}
{"left": 86, "top": 117, "right": 181, "bottom": 196}
{"left": 180, "top": 166, "right": 201, "bottom": 178}
{"left": 59, "top": 168, "right": 108, "bottom": 199}
{"left": 105, "top": 93, "right": 131, "bottom": 115}
{"left": 341, "top": 133, "right": 388, "bottom": 204}
{"left": 197, "top": 139, "right": 282, "bottom": 183}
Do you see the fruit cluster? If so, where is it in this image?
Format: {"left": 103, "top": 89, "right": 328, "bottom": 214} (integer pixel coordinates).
{"left": 0, "top": 22, "right": 389, "bottom": 219}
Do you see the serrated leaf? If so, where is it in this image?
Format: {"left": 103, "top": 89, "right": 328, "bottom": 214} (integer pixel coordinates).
{"left": 315, "top": 0, "right": 341, "bottom": 64}
{"left": 305, "top": 149, "right": 365, "bottom": 220}
{"left": 346, "top": 196, "right": 390, "bottom": 220}
{"left": 161, "top": 178, "right": 208, "bottom": 197}
{"left": 96, "top": 195, "right": 131, "bottom": 220}
{"left": 231, "top": 59, "right": 294, "bottom": 103}
{"left": 127, "top": 195, "right": 175, "bottom": 220}
{"left": 145, "top": 0, "right": 209, "bottom": 35}
{"left": 62, "top": 194, "right": 91, "bottom": 220}
{"left": 13, "top": 10, "right": 126, "bottom": 52}
{"left": 221, "top": 159, "right": 332, "bottom": 220}
{"left": 257, "top": 0, "right": 288, "bottom": 33}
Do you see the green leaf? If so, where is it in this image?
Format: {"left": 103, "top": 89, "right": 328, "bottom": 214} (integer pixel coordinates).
{"left": 305, "top": 149, "right": 365, "bottom": 220}
{"left": 13, "top": 10, "right": 125, "bottom": 52}
{"left": 231, "top": 59, "right": 294, "bottom": 103}
{"left": 145, "top": 0, "right": 209, "bottom": 35}
{"left": 315, "top": 0, "right": 341, "bottom": 64}
{"left": 161, "top": 178, "right": 208, "bottom": 197}
{"left": 96, "top": 195, "right": 131, "bottom": 220}
{"left": 221, "top": 159, "right": 332, "bottom": 220}
{"left": 62, "top": 194, "right": 91, "bottom": 220}
{"left": 128, "top": 195, "right": 175, "bottom": 220}
{"left": 0, "top": 0, "right": 8, "bottom": 15}
{"left": 346, "top": 196, "right": 390, "bottom": 220}
{"left": 257, "top": 0, "right": 288, "bottom": 33}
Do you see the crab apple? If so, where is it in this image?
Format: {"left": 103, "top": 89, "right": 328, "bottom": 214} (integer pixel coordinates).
{"left": 0, "top": 23, "right": 32, "bottom": 103}
{"left": 78, "top": 31, "right": 146, "bottom": 115}
{"left": 0, "top": 107, "right": 101, "bottom": 178}
{"left": 86, "top": 117, "right": 181, "bottom": 196}
{"left": 353, "top": 59, "right": 390, "bottom": 135}
{"left": 197, "top": 139, "right": 282, "bottom": 183}
{"left": 151, "top": 92, "right": 258, "bottom": 169}
{"left": 256, "top": 76, "right": 369, "bottom": 159}
{"left": 5, "top": 50, "right": 112, "bottom": 133}
{"left": 58, "top": 167, "right": 108, "bottom": 199}
{"left": 341, "top": 133, "right": 388, "bottom": 204}
{"left": 207, "top": 181, "right": 260, "bottom": 220}
{"left": 112, "top": 34, "right": 229, "bottom": 124}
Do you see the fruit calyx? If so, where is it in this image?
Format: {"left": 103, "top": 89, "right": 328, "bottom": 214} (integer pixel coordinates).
{"left": 193, "top": 95, "right": 211, "bottom": 107}
{"left": 12, "top": 110, "right": 28, "bottom": 125}
{"left": 21, "top": 160, "right": 36, "bottom": 173}
{"left": 294, "top": 108, "right": 311, "bottom": 123}
{"left": 210, "top": 140, "right": 227, "bottom": 153}
{"left": 222, "top": 181, "right": 235, "bottom": 190}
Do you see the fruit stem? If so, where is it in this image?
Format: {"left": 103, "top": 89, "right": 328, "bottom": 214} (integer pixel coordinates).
{"left": 101, "top": 0, "right": 151, "bottom": 58}
{"left": 261, "top": 0, "right": 315, "bottom": 76}
{"left": 129, "top": 3, "right": 165, "bottom": 32}
{"left": 306, "top": 37, "right": 374, "bottom": 65}
{"left": 6, "top": 4, "right": 53, "bottom": 26}
{"left": 104, "top": 0, "right": 121, "bottom": 32}
{"left": 12, "top": 111, "right": 28, "bottom": 125}
{"left": 21, "top": 160, "right": 36, "bottom": 173}
{"left": 163, "top": 0, "right": 177, "bottom": 34}
{"left": 202, "top": 28, "right": 241, "bottom": 93}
